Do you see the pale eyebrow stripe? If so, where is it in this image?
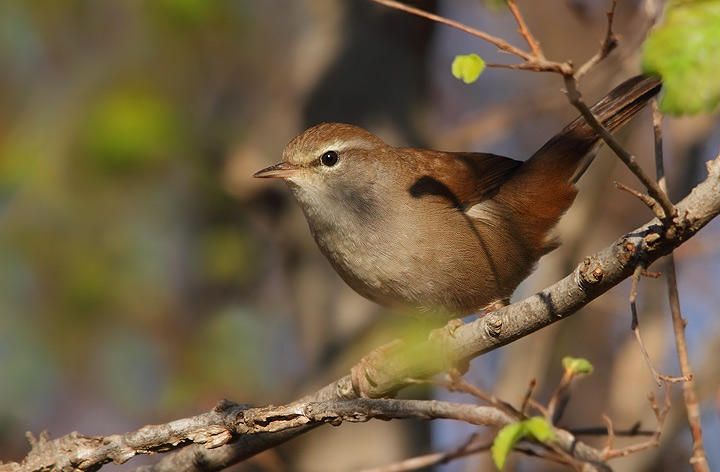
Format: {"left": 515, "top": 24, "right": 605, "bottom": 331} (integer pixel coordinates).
{"left": 325, "top": 137, "right": 377, "bottom": 152}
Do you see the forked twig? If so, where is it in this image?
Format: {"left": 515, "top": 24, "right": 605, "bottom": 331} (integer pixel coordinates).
{"left": 630, "top": 264, "right": 690, "bottom": 385}
{"left": 575, "top": 0, "right": 619, "bottom": 81}
{"left": 615, "top": 181, "right": 667, "bottom": 220}
{"left": 601, "top": 414, "right": 616, "bottom": 456}
{"left": 603, "top": 385, "right": 672, "bottom": 460}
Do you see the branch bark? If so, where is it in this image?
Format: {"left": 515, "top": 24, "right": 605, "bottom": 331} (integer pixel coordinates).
{"left": 4, "top": 154, "right": 719, "bottom": 472}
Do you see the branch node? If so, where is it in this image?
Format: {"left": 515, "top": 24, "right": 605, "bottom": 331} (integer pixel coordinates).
{"left": 580, "top": 257, "right": 604, "bottom": 285}
{"left": 484, "top": 312, "right": 504, "bottom": 337}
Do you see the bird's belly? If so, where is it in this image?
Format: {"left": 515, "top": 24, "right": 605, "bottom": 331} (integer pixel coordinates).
{"left": 310, "top": 214, "right": 526, "bottom": 316}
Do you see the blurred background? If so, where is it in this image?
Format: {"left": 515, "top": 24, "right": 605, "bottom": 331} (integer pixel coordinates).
{"left": 0, "top": 1, "right": 718, "bottom": 471}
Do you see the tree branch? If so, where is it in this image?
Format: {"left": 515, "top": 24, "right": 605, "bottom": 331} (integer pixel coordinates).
{"left": 368, "top": 0, "right": 534, "bottom": 62}
{"left": 653, "top": 103, "right": 710, "bottom": 472}
{"left": 5, "top": 154, "right": 718, "bottom": 472}
{"left": 4, "top": 398, "right": 611, "bottom": 472}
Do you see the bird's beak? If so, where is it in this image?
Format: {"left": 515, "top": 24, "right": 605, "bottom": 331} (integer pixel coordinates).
{"left": 253, "top": 162, "right": 301, "bottom": 179}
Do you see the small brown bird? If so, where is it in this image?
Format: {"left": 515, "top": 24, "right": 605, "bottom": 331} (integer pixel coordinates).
{"left": 255, "top": 76, "right": 661, "bottom": 318}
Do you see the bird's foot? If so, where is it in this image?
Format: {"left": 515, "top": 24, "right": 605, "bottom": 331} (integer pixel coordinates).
{"left": 482, "top": 298, "right": 510, "bottom": 315}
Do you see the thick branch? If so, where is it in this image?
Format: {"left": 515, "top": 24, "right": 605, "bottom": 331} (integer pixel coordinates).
{"left": 4, "top": 399, "right": 611, "bottom": 472}
{"left": 6, "top": 155, "right": 718, "bottom": 472}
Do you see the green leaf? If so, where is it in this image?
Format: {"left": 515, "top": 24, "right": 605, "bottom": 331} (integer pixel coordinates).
{"left": 525, "top": 416, "right": 556, "bottom": 442}
{"left": 492, "top": 422, "right": 524, "bottom": 470}
{"left": 492, "top": 417, "right": 557, "bottom": 469}
{"left": 641, "top": 0, "right": 720, "bottom": 115}
{"left": 451, "top": 54, "right": 486, "bottom": 84}
{"left": 562, "top": 356, "right": 594, "bottom": 375}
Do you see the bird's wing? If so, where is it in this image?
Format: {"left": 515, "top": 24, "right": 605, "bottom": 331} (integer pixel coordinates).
{"left": 406, "top": 150, "right": 522, "bottom": 209}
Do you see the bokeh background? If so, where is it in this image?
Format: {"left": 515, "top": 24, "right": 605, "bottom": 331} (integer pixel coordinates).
{"left": 1, "top": 1, "right": 718, "bottom": 471}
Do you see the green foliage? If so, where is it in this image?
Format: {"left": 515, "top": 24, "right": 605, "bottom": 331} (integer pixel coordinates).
{"left": 492, "top": 421, "right": 524, "bottom": 470}
{"left": 198, "top": 228, "right": 260, "bottom": 285}
{"left": 0, "top": 138, "right": 41, "bottom": 198}
{"left": 0, "top": 0, "right": 281, "bottom": 441}
{"left": 642, "top": 0, "right": 720, "bottom": 114}
{"left": 562, "top": 356, "right": 594, "bottom": 375}
{"left": 492, "top": 417, "right": 556, "bottom": 469}
{"left": 166, "top": 308, "right": 269, "bottom": 407}
{"left": 81, "top": 88, "right": 182, "bottom": 173}
{"left": 451, "top": 54, "right": 486, "bottom": 84}
{"left": 483, "top": 0, "right": 508, "bottom": 12}
{"left": 155, "top": 0, "right": 215, "bottom": 24}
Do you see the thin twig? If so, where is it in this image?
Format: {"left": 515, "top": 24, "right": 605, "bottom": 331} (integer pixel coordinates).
{"left": 527, "top": 399, "right": 549, "bottom": 418}
{"left": 575, "top": 0, "right": 619, "bottom": 81}
{"left": 519, "top": 378, "right": 537, "bottom": 417}
{"left": 653, "top": 102, "right": 709, "bottom": 472}
{"left": 562, "top": 76, "right": 677, "bottom": 226}
{"left": 615, "top": 181, "right": 666, "bottom": 220}
{"left": 547, "top": 369, "right": 573, "bottom": 424}
{"left": 445, "top": 376, "right": 522, "bottom": 419}
{"left": 604, "top": 385, "right": 672, "bottom": 459}
{"left": 483, "top": 61, "right": 568, "bottom": 73}
{"left": 358, "top": 434, "right": 490, "bottom": 472}
{"left": 506, "top": 0, "right": 544, "bottom": 59}
{"left": 369, "top": 0, "right": 572, "bottom": 75}
{"left": 571, "top": 423, "right": 652, "bottom": 437}
{"left": 369, "top": 0, "right": 533, "bottom": 61}
{"left": 630, "top": 264, "right": 690, "bottom": 385}
{"left": 601, "top": 414, "right": 616, "bottom": 456}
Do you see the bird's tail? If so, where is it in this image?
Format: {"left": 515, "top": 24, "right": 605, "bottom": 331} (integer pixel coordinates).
{"left": 501, "top": 75, "right": 662, "bottom": 258}
{"left": 525, "top": 75, "right": 662, "bottom": 183}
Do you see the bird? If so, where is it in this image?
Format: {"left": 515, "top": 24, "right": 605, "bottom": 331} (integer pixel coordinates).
{"left": 254, "top": 75, "right": 662, "bottom": 319}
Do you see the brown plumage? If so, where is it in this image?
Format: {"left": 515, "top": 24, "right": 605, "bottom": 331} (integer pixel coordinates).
{"left": 255, "top": 75, "right": 662, "bottom": 317}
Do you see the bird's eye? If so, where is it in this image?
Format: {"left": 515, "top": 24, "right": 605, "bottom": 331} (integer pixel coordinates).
{"left": 320, "top": 150, "right": 339, "bottom": 167}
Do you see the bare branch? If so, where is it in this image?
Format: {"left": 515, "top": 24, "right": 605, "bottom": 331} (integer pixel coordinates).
{"left": 369, "top": 0, "right": 533, "bottom": 61}
{"left": 630, "top": 264, "right": 690, "bottom": 385}
{"left": 615, "top": 181, "right": 668, "bottom": 220}
{"left": 4, "top": 398, "right": 613, "bottom": 472}
{"left": 506, "top": 0, "right": 544, "bottom": 59}
{"left": 520, "top": 379, "right": 537, "bottom": 417}
{"left": 604, "top": 386, "right": 672, "bottom": 460}
{"left": 575, "top": 0, "right": 619, "bottom": 81}
{"left": 368, "top": 0, "right": 573, "bottom": 75}
{"left": 443, "top": 376, "right": 521, "bottom": 419}
{"left": 653, "top": 102, "right": 710, "bottom": 472}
